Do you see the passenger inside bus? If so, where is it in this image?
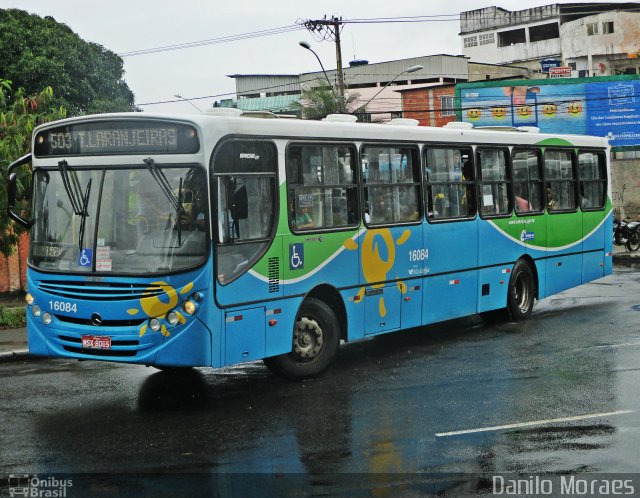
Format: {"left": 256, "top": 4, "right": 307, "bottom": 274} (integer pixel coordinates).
{"left": 289, "top": 198, "right": 315, "bottom": 229}
{"left": 515, "top": 184, "right": 532, "bottom": 212}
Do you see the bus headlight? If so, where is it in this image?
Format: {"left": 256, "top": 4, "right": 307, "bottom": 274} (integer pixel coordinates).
{"left": 183, "top": 301, "right": 196, "bottom": 316}
{"left": 149, "top": 318, "right": 161, "bottom": 332}
{"left": 32, "top": 305, "right": 41, "bottom": 317}
{"left": 167, "top": 312, "right": 179, "bottom": 326}
{"left": 25, "top": 293, "right": 34, "bottom": 305}
{"left": 42, "top": 313, "right": 52, "bottom": 325}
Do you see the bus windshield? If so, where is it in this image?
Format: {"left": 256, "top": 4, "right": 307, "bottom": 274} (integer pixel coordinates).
{"left": 29, "top": 165, "right": 208, "bottom": 275}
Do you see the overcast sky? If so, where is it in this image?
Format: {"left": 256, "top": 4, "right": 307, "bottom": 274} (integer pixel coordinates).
{"left": 0, "top": 1, "right": 634, "bottom": 113}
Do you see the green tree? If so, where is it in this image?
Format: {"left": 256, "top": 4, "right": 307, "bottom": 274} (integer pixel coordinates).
{"left": 0, "top": 79, "right": 67, "bottom": 255}
{"left": 294, "top": 81, "right": 360, "bottom": 120}
{"left": 0, "top": 8, "right": 136, "bottom": 116}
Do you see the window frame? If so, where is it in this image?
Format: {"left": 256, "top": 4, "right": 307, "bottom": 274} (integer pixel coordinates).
{"left": 577, "top": 149, "right": 607, "bottom": 212}
{"left": 511, "top": 147, "right": 545, "bottom": 217}
{"left": 440, "top": 96, "right": 456, "bottom": 117}
{"left": 543, "top": 148, "right": 579, "bottom": 214}
{"left": 476, "top": 146, "right": 512, "bottom": 220}
{"left": 360, "top": 143, "right": 423, "bottom": 228}
{"left": 210, "top": 137, "right": 279, "bottom": 285}
{"left": 285, "top": 141, "right": 360, "bottom": 233}
{"left": 423, "top": 144, "right": 477, "bottom": 223}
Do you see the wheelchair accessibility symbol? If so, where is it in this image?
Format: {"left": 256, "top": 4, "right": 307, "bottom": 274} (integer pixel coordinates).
{"left": 289, "top": 243, "right": 304, "bottom": 270}
{"left": 78, "top": 248, "right": 93, "bottom": 267}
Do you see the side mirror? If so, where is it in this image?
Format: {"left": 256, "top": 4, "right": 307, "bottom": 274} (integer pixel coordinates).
{"left": 7, "top": 153, "right": 34, "bottom": 229}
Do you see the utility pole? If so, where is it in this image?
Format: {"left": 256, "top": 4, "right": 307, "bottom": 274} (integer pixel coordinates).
{"left": 302, "top": 16, "right": 346, "bottom": 98}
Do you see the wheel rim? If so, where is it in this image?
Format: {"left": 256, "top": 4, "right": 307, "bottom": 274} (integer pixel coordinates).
{"left": 292, "top": 317, "right": 324, "bottom": 361}
{"left": 514, "top": 272, "right": 531, "bottom": 313}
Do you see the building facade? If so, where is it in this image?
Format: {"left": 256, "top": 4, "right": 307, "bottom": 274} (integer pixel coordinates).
{"left": 227, "top": 55, "right": 527, "bottom": 122}
{"left": 460, "top": 3, "right": 640, "bottom": 78}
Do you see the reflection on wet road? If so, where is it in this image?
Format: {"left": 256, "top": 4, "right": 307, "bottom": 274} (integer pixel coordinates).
{"left": 2, "top": 270, "right": 640, "bottom": 496}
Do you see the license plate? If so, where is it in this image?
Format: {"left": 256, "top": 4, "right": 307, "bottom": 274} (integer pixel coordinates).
{"left": 81, "top": 335, "right": 111, "bottom": 350}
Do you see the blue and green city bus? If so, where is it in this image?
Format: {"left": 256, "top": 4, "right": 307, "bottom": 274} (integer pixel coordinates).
{"left": 7, "top": 110, "right": 612, "bottom": 379}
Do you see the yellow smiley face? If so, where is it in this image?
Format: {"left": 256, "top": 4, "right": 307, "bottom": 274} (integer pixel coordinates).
{"left": 516, "top": 106, "right": 532, "bottom": 117}
{"left": 567, "top": 101, "right": 583, "bottom": 116}
{"left": 467, "top": 108, "right": 482, "bottom": 120}
{"left": 542, "top": 103, "right": 557, "bottom": 116}
{"left": 491, "top": 107, "right": 507, "bottom": 119}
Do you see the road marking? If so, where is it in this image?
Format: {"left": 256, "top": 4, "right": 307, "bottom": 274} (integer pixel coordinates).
{"left": 435, "top": 410, "right": 634, "bottom": 438}
{"left": 582, "top": 341, "right": 640, "bottom": 350}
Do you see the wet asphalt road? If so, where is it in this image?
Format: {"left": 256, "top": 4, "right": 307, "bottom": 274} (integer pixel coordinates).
{"left": 1, "top": 269, "right": 640, "bottom": 497}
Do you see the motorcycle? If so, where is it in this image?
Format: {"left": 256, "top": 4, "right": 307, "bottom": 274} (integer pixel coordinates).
{"left": 613, "top": 217, "right": 640, "bottom": 252}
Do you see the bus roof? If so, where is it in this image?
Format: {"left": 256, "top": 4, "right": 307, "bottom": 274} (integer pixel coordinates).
{"left": 33, "top": 111, "right": 609, "bottom": 150}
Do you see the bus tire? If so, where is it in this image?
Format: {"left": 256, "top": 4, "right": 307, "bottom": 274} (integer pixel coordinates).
{"left": 507, "top": 260, "right": 535, "bottom": 321}
{"left": 263, "top": 298, "right": 340, "bottom": 381}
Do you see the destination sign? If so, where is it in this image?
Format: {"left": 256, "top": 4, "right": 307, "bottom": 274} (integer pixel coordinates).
{"left": 34, "top": 120, "right": 199, "bottom": 157}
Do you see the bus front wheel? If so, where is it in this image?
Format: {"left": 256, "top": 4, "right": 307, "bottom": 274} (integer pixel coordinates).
{"left": 507, "top": 260, "right": 535, "bottom": 321}
{"left": 263, "top": 298, "right": 340, "bottom": 380}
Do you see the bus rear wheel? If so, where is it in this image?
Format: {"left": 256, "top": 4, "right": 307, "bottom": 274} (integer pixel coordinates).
{"left": 507, "top": 260, "right": 535, "bottom": 321}
{"left": 263, "top": 298, "right": 340, "bottom": 380}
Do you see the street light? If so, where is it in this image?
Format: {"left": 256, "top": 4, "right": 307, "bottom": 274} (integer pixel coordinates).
{"left": 174, "top": 93, "right": 202, "bottom": 112}
{"left": 353, "top": 65, "right": 424, "bottom": 116}
{"left": 298, "top": 41, "right": 339, "bottom": 102}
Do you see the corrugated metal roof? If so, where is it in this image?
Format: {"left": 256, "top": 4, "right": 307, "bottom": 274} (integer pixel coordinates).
{"left": 236, "top": 94, "right": 300, "bottom": 112}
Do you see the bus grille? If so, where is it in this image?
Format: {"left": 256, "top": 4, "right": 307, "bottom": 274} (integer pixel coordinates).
{"left": 37, "top": 281, "right": 165, "bottom": 301}
{"left": 62, "top": 346, "right": 138, "bottom": 357}
{"left": 268, "top": 257, "right": 280, "bottom": 293}
{"left": 55, "top": 315, "right": 147, "bottom": 327}
{"left": 59, "top": 335, "right": 139, "bottom": 357}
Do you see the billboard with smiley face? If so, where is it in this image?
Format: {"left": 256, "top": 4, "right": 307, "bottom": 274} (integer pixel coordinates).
{"left": 457, "top": 75, "right": 640, "bottom": 147}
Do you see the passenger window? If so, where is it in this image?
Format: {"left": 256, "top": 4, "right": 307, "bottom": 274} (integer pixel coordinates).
{"left": 286, "top": 144, "right": 358, "bottom": 230}
{"left": 477, "top": 148, "right": 510, "bottom": 217}
{"left": 545, "top": 150, "right": 577, "bottom": 212}
{"left": 361, "top": 145, "right": 421, "bottom": 225}
{"left": 424, "top": 147, "right": 475, "bottom": 220}
{"left": 512, "top": 149, "right": 543, "bottom": 214}
{"left": 578, "top": 152, "right": 606, "bottom": 210}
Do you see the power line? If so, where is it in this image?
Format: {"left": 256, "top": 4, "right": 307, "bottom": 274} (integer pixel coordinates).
{"left": 120, "top": 6, "right": 640, "bottom": 58}
{"left": 119, "top": 24, "right": 305, "bottom": 57}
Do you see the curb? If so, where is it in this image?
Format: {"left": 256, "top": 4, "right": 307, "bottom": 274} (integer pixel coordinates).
{"left": 613, "top": 254, "right": 640, "bottom": 267}
{"left": 0, "top": 349, "right": 31, "bottom": 363}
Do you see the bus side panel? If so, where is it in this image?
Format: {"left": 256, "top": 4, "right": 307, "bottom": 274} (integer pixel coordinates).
{"left": 282, "top": 230, "right": 360, "bottom": 297}
{"left": 224, "top": 307, "right": 265, "bottom": 366}
{"left": 357, "top": 225, "right": 424, "bottom": 336}
{"left": 477, "top": 267, "right": 510, "bottom": 314}
{"left": 534, "top": 258, "right": 548, "bottom": 300}
{"left": 603, "top": 211, "right": 614, "bottom": 276}
{"left": 264, "top": 298, "right": 304, "bottom": 358}
{"left": 422, "top": 219, "right": 478, "bottom": 324}
{"left": 545, "top": 212, "right": 583, "bottom": 296}
{"left": 341, "top": 289, "right": 365, "bottom": 342}
{"left": 215, "top": 238, "right": 284, "bottom": 307}
{"left": 582, "top": 210, "right": 606, "bottom": 283}
{"left": 424, "top": 270, "right": 478, "bottom": 324}
{"left": 478, "top": 217, "right": 526, "bottom": 313}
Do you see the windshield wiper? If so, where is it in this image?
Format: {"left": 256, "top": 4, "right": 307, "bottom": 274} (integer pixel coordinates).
{"left": 177, "top": 177, "right": 183, "bottom": 246}
{"left": 143, "top": 158, "right": 184, "bottom": 244}
{"left": 77, "top": 178, "right": 92, "bottom": 252}
{"left": 58, "top": 161, "right": 93, "bottom": 252}
{"left": 58, "top": 160, "right": 83, "bottom": 215}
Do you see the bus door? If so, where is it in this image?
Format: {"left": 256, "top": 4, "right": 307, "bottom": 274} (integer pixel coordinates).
{"left": 544, "top": 150, "right": 583, "bottom": 296}
{"left": 476, "top": 148, "right": 517, "bottom": 313}
{"left": 212, "top": 140, "right": 282, "bottom": 364}
{"left": 512, "top": 148, "right": 547, "bottom": 297}
{"left": 360, "top": 145, "right": 424, "bottom": 335}
{"left": 579, "top": 151, "right": 608, "bottom": 283}
{"left": 422, "top": 146, "right": 479, "bottom": 324}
